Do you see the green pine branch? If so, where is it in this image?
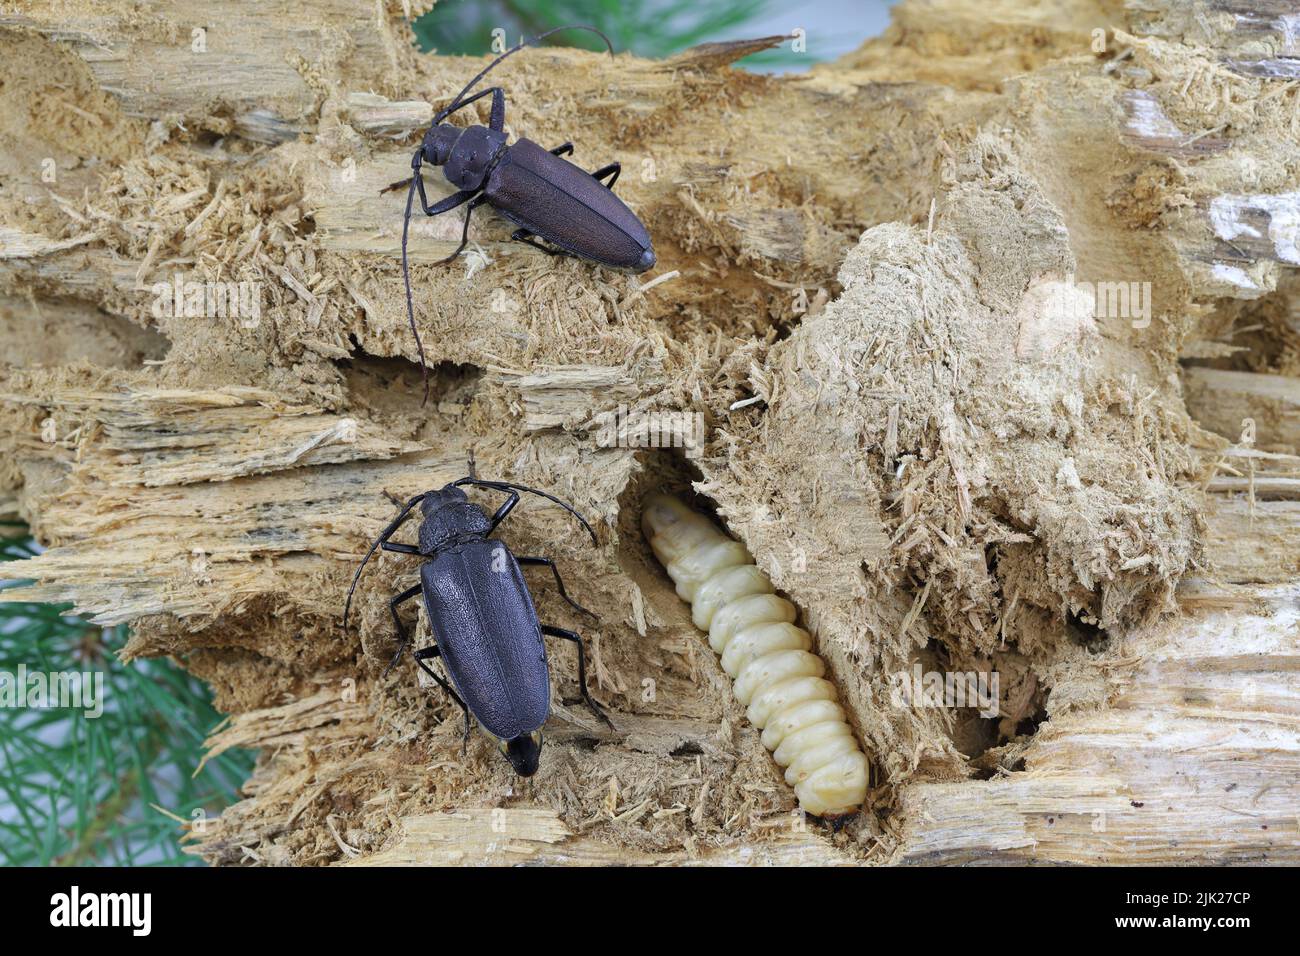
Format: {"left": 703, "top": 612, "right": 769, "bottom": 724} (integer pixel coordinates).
{"left": 411, "top": 0, "right": 823, "bottom": 69}
{"left": 0, "top": 528, "right": 255, "bottom": 866}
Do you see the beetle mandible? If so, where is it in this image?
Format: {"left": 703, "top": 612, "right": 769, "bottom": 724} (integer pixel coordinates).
{"left": 397, "top": 25, "right": 656, "bottom": 402}
{"left": 343, "top": 474, "right": 613, "bottom": 776}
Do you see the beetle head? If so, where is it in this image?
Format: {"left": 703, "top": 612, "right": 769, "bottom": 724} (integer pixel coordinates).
{"left": 420, "top": 485, "right": 468, "bottom": 514}
{"left": 500, "top": 731, "right": 543, "bottom": 776}
{"left": 421, "top": 124, "right": 461, "bottom": 167}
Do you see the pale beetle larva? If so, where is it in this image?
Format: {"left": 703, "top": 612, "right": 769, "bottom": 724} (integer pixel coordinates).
{"left": 642, "top": 493, "right": 869, "bottom": 817}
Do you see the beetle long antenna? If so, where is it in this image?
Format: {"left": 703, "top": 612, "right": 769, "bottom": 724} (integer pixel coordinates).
{"left": 453, "top": 478, "right": 598, "bottom": 545}
{"left": 435, "top": 24, "right": 615, "bottom": 124}
{"left": 401, "top": 165, "right": 431, "bottom": 406}
{"left": 343, "top": 492, "right": 428, "bottom": 629}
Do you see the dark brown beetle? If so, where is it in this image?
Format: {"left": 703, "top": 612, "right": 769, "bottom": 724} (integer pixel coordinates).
{"left": 398, "top": 26, "right": 656, "bottom": 400}
{"left": 343, "top": 472, "right": 612, "bottom": 776}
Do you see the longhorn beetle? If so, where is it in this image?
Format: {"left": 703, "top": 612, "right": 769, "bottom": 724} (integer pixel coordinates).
{"left": 343, "top": 474, "right": 612, "bottom": 777}
{"left": 397, "top": 25, "right": 656, "bottom": 402}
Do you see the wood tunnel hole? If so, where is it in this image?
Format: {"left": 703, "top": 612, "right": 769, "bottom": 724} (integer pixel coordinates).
{"left": 614, "top": 447, "right": 709, "bottom": 552}
{"left": 918, "top": 635, "right": 1050, "bottom": 775}
{"left": 620, "top": 447, "right": 892, "bottom": 806}
{"left": 337, "top": 345, "right": 482, "bottom": 412}
{"left": 564, "top": 733, "right": 600, "bottom": 753}
{"left": 1181, "top": 279, "right": 1299, "bottom": 378}
{"left": 0, "top": 295, "right": 171, "bottom": 369}
{"left": 1065, "top": 607, "right": 1110, "bottom": 653}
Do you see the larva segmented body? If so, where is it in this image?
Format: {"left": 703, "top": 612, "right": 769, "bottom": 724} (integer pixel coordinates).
{"left": 642, "top": 494, "right": 868, "bottom": 817}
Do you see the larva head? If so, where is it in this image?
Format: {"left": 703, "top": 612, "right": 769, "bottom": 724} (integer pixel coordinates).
{"left": 499, "top": 731, "right": 543, "bottom": 777}
{"left": 641, "top": 493, "right": 694, "bottom": 541}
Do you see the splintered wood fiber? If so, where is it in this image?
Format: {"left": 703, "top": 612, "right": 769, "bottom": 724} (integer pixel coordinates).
{"left": 1, "top": 0, "right": 1297, "bottom": 865}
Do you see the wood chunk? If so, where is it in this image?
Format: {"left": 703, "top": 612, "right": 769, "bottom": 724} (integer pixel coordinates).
{"left": 1184, "top": 367, "right": 1300, "bottom": 449}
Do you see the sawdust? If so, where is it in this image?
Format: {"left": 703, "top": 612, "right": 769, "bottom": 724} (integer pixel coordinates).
{"left": 694, "top": 135, "right": 1200, "bottom": 788}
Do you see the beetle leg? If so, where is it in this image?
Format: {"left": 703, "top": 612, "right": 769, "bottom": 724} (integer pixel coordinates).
{"left": 413, "top": 647, "right": 472, "bottom": 751}
{"left": 378, "top": 495, "right": 422, "bottom": 556}
{"left": 487, "top": 490, "right": 520, "bottom": 533}
{"left": 541, "top": 625, "right": 615, "bottom": 729}
{"left": 518, "top": 556, "right": 595, "bottom": 618}
{"left": 417, "top": 181, "right": 477, "bottom": 218}
{"left": 510, "top": 228, "right": 574, "bottom": 258}
{"left": 382, "top": 583, "right": 424, "bottom": 677}
{"left": 588, "top": 162, "right": 620, "bottom": 190}
{"left": 343, "top": 492, "right": 427, "bottom": 629}
{"left": 487, "top": 86, "right": 506, "bottom": 132}
{"left": 435, "top": 85, "right": 505, "bottom": 130}
{"left": 548, "top": 142, "right": 574, "bottom": 157}
{"left": 433, "top": 194, "right": 489, "bottom": 266}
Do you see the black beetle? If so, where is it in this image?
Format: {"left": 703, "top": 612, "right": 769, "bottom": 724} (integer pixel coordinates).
{"left": 343, "top": 474, "right": 612, "bottom": 776}
{"left": 398, "top": 25, "right": 656, "bottom": 401}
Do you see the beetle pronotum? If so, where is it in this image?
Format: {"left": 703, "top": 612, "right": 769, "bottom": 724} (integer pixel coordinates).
{"left": 642, "top": 494, "right": 868, "bottom": 817}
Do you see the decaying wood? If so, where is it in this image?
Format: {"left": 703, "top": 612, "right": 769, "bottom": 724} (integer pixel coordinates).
{"left": 0, "top": 0, "right": 407, "bottom": 140}
{"left": 1, "top": 0, "right": 1298, "bottom": 866}
{"left": 1201, "top": 498, "right": 1300, "bottom": 582}
{"left": 349, "top": 808, "right": 853, "bottom": 866}
{"left": 1184, "top": 367, "right": 1300, "bottom": 448}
